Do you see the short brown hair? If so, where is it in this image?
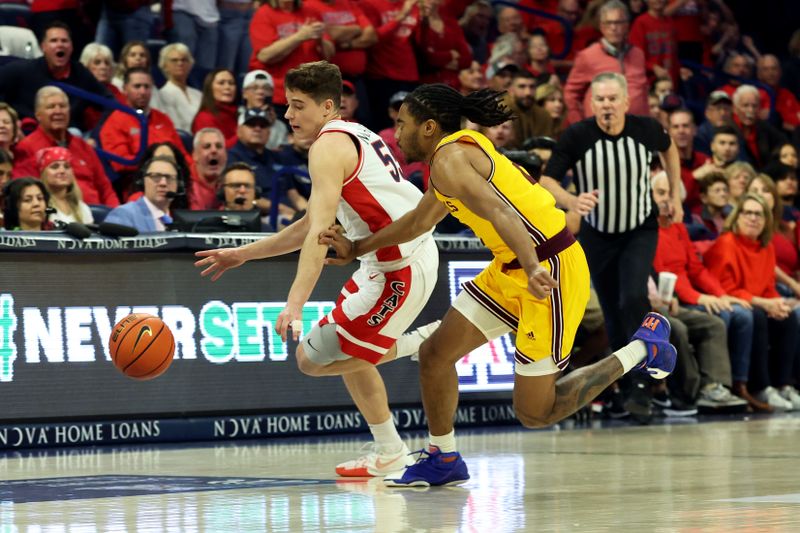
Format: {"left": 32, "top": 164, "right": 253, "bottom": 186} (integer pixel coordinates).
{"left": 699, "top": 171, "right": 728, "bottom": 194}
{"left": 285, "top": 61, "right": 342, "bottom": 109}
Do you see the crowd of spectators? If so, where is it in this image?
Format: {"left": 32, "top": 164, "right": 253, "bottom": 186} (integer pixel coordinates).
{"left": 1, "top": 0, "right": 800, "bottom": 423}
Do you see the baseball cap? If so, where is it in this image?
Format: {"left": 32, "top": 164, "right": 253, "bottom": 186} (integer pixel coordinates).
{"left": 389, "top": 91, "right": 409, "bottom": 108}
{"left": 659, "top": 92, "right": 684, "bottom": 112}
{"left": 239, "top": 107, "right": 272, "bottom": 127}
{"left": 708, "top": 90, "right": 732, "bottom": 105}
{"left": 342, "top": 80, "right": 356, "bottom": 95}
{"left": 243, "top": 69, "right": 274, "bottom": 89}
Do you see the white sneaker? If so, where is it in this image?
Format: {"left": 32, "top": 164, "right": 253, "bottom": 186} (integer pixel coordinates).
{"left": 756, "top": 386, "right": 794, "bottom": 411}
{"left": 397, "top": 320, "right": 440, "bottom": 361}
{"left": 335, "top": 443, "right": 415, "bottom": 477}
{"left": 779, "top": 386, "right": 800, "bottom": 410}
{"left": 697, "top": 383, "right": 748, "bottom": 408}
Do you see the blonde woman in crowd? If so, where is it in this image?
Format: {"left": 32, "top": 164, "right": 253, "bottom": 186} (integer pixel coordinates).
{"left": 37, "top": 147, "right": 93, "bottom": 225}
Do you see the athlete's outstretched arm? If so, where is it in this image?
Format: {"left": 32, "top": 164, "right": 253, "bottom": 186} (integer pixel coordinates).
{"left": 275, "top": 132, "right": 352, "bottom": 340}
{"left": 433, "top": 144, "right": 557, "bottom": 299}
{"left": 194, "top": 213, "right": 309, "bottom": 281}
{"left": 323, "top": 188, "right": 449, "bottom": 264}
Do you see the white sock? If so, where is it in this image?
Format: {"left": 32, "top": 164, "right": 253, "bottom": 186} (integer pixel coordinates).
{"left": 395, "top": 321, "right": 440, "bottom": 359}
{"left": 368, "top": 417, "right": 403, "bottom": 453}
{"left": 613, "top": 340, "right": 648, "bottom": 373}
{"left": 429, "top": 430, "right": 456, "bottom": 453}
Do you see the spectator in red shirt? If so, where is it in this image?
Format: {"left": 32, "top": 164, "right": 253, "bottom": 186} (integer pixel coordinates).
{"left": 704, "top": 193, "right": 800, "bottom": 411}
{"left": 757, "top": 55, "right": 800, "bottom": 133}
{"left": 305, "top": 0, "right": 377, "bottom": 79}
{"left": 746, "top": 172, "right": 800, "bottom": 297}
{"left": 99, "top": 68, "right": 192, "bottom": 180}
{"left": 629, "top": 0, "right": 679, "bottom": 85}
{"left": 248, "top": 0, "right": 334, "bottom": 108}
{"left": 731, "top": 85, "right": 787, "bottom": 168}
{"left": 563, "top": 0, "right": 649, "bottom": 125}
{"left": 360, "top": 0, "right": 421, "bottom": 131}
{"left": 191, "top": 69, "right": 239, "bottom": 149}
{"left": 668, "top": 108, "right": 705, "bottom": 211}
{"left": 13, "top": 86, "right": 119, "bottom": 207}
{"left": 415, "top": 0, "right": 472, "bottom": 88}
{"left": 189, "top": 128, "right": 228, "bottom": 210}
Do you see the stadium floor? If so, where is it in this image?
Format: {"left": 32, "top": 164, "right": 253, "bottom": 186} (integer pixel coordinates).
{"left": 1, "top": 413, "right": 799, "bottom": 532}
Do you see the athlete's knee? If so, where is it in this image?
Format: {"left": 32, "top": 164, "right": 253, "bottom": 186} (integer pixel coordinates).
{"left": 417, "top": 338, "right": 437, "bottom": 367}
{"left": 296, "top": 349, "right": 327, "bottom": 377}
{"left": 513, "top": 402, "right": 551, "bottom": 428}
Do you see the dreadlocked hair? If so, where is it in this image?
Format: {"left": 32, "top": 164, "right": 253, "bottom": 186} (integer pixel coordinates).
{"left": 404, "top": 84, "right": 514, "bottom": 134}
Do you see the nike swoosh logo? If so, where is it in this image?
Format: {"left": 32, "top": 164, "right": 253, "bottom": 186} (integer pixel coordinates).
{"left": 369, "top": 273, "right": 379, "bottom": 280}
{"left": 374, "top": 455, "right": 403, "bottom": 470}
{"left": 307, "top": 338, "right": 316, "bottom": 351}
{"left": 132, "top": 325, "right": 153, "bottom": 351}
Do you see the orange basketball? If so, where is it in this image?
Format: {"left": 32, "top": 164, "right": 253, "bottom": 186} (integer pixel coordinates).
{"left": 109, "top": 313, "right": 175, "bottom": 380}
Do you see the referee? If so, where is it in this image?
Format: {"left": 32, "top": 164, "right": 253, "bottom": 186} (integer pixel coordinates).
{"left": 540, "top": 72, "right": 682, "bottom": 358}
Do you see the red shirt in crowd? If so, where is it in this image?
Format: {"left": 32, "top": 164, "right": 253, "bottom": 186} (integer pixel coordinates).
{"left": 99, "top": 108, "right": 192, "bottom": 172}
{"left": 31, "top": 0, "right": 78, "bottom": 11}
{"left": 305, "top": 0, "right": 372, "bottom": 77}
{"left": 12, "top": 127, "right": 119, "bottom": 207}
{"left": 248, "top": 3, "right": 328, "bottom": 105}
{"left": 415, "top": 15, "right": 472, "bottom": 87}
{"left": 774, "top": 87, "right": 800, "bottom": 129}
{"left": 360, "top": 0, "right": 420, "bottom": 81}
{"left": 191, "top": 103, "right": 239, "bottom": 149}
{"left": 704, "top": 231, "right": 780, "bottom": 301}
{"left": 628, "top": 12, "right": 679, "bottom": 85}
{"left": 653, "top": 222, "right": 725, "bottom": 305}
{"left": 379, "top": 125, "right": 425, "bottom": 182}
{"left": 680, "top": 150, "right": 706, "bottom": 212}
{"left": 188, "top": 171, "right": 221, "bottom": 211}
{"left": 773, "top": 230, "right": 800, "bottom": 277}
{"left": 732, "top": 113, "right": 762, "bottom": 167}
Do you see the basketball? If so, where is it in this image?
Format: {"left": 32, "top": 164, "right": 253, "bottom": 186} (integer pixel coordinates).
{"left": 109, "top": 313, "right": 175, "bottom": 380}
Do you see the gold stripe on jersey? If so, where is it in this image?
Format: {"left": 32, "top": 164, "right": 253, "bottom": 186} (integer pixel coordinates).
{"left": 431, "top": 130, "right": 567, "bottom": 263}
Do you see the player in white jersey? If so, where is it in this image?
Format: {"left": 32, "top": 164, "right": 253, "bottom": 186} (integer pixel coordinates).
{"left": 194, "top": 61, "right": 439, "bottom": 477}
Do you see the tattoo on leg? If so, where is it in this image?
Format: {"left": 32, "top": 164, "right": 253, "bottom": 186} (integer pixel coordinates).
{"left": 550, "top": 357, "right": 624, "bottom": 423}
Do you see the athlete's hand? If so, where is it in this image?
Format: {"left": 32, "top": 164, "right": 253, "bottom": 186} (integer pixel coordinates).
{"left": 571, "top": 190, "right": 599, "bottom": 216}
{"left": 276, "top": 304, "right": 303, "bottom": 342}
{"left": 319, "top": 225, "right": 357, "bottom": 265}
{"left": 527, "top": 265, "right": 558, "bottom": 299}
{"left": 194, "top": 247, "right": 246, "bottom": 281}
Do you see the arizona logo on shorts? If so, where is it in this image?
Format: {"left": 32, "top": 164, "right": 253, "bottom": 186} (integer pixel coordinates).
{"left": 367, "top": 281, "right": 406, "bottom": 326}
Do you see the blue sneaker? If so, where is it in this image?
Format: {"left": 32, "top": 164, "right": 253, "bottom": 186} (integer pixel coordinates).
{"left": 630, "top": 312, "right": 677, "bottom": 379}
{"left": 383, "top": 447, "right": 470, "bottom": 487}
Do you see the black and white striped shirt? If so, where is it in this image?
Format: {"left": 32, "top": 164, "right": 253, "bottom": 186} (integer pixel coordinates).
{"left": 546, "top": 115, "right": 671, "bottom": 234}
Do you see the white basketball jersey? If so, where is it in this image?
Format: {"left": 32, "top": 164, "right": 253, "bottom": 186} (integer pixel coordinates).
{"left": 317, "top": 119, "right": 432, "bottom": 269}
